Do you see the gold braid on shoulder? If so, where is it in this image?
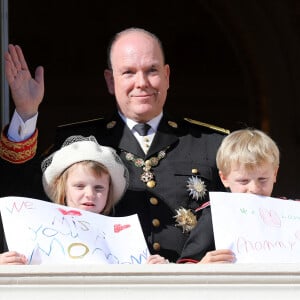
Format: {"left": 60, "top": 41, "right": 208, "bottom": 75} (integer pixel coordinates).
{"left": 184, "top": 118, "right": 230, "bottom": 135}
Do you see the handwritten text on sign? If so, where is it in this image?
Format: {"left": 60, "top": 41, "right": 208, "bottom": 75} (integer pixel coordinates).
{"left": 0, "top": 197, "right": 149, "bottom": 265}
{"left": 210, "top": 192, "right": 300, "bottom": 263}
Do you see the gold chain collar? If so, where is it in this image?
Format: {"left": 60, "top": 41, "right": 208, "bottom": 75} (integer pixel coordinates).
{"left": 123, "top": 147, "right": 169, "bottom": 188}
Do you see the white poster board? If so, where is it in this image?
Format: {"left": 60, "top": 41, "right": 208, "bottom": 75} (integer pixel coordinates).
{"left": 210, "top": 192, "right": 300, "bottom": 263}
{"left": 0, "top": 197, "right": 149, "bottom": 265}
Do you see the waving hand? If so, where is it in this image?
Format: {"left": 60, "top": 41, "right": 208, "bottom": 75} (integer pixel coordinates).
{"left": 5, "top": 44, "right": 44, "bottom": 121}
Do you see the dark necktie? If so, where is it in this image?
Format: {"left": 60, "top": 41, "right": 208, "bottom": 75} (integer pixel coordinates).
{"left": 133, "top": 123, "right": 151, "bottom": 136}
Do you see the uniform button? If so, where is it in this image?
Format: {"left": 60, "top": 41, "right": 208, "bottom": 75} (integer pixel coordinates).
{"left": 153, "top": 242, "right": 161, "bottom": 251}
{"left": 152, "top": 218, "right": 160, "bottom": 227}
{"left": 147, "top": 180, "right": 156, "bottom": 188}
{"left": 192, "top": 168, "right": 198, "bottom": 174}
{"left": 150, "top": 197, "right": 158, "bottom": 205}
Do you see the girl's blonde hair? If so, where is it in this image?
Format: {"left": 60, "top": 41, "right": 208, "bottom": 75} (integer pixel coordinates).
{"left": 216, "top": 128, "right": 280, "bottom": 176}
{"left": 52, "top": 161, "right": 113, "bottom": 215}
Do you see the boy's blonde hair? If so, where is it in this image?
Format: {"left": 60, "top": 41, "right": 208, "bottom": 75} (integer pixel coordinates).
{"left": 216, "top": 128, "right": 280, "bottom": 176}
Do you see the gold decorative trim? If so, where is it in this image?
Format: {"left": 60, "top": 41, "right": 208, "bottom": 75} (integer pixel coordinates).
{"left": 123, "top": 147, "right": 169, "bottom": 187}
{"left": 168, "top": 121, "right": 178, "bottom": 128}
{"left": 57, "top": 117, "right": 104, "bottom": 128}
{"left": 0, "top": 128, "right": 38, "bottom": 163}
{"left": 184, "top": 118, "right": 230, "bottom": 135}
{"left": 106, "top": 121, "right": 117, "bottom": 129}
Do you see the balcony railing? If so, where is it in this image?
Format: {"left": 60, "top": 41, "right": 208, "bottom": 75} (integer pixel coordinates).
{"left": 1, "top": 264, "right": 300, "bottom": 299}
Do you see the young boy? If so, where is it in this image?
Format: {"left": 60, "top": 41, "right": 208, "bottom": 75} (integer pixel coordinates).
{"left": 0, "top": 135, "right": 168, "bottom": 264}
{"left": 177, "top": 128, "right": 280, "bottom": 263}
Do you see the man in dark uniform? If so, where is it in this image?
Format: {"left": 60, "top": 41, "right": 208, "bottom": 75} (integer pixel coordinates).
{"left": 52, "top": 113, "right": 228, "bottom": 262}
{"left": 0, "top": 28, "right": 234, "bottom": 263}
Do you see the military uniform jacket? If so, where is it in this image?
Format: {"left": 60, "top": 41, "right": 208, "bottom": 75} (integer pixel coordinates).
{"left": 177, "top": 205, "right": 215, "bottom": 263}
{"left": 52, "top": 112, "right": 227, "bottom": 262}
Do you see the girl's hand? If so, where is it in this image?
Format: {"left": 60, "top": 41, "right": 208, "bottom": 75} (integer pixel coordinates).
{"left": 0, "top": 251, "right": 27, "bottom": 265}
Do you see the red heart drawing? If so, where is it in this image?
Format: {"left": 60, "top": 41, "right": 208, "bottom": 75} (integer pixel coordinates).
{"left": 58, "top": 208, "right": 82, "bottom": 216}
{"left": 259, "top": 208, "right": 281, "bottom": 227}
{"left": 114, "top": 224, "right": 131, "bottom": 233}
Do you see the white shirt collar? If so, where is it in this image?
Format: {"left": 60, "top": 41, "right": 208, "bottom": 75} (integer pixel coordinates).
{"left": 118, "top": 111, "right": 163, "bottom": 132}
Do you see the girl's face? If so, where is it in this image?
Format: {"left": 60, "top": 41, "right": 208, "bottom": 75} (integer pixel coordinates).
{"left": 219, "top": 162, "right": 278, "bottom": 197}
{"left": 65, "top": 164, "right": 110, "bottom": 213}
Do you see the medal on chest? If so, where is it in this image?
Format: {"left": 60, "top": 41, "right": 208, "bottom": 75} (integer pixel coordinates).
{"left": 123, "top": 147, "right": 169, "bottom": 188}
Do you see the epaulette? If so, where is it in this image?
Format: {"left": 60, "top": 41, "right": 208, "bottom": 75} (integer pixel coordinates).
{"left": 57, "top": 117, "right": 104, "bottom": 128}
{"left": 184, "top": 118, "right": 230, "bottom": 135}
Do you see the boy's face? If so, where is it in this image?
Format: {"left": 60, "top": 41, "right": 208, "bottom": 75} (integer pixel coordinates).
{"left": 219, "top": 162, "right": 278, "bottom": 197}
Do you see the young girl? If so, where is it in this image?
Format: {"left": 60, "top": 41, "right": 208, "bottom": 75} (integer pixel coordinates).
{"left": 0, "top": 135, "right": 168, "bottom": 264}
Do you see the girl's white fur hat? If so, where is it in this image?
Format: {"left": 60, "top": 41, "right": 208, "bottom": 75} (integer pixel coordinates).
{"left": 41, "top": 135, "right": 129, "bottom": 204}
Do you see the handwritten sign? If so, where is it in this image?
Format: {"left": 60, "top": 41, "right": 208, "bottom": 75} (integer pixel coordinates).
{"left": 210, "top": 192, "right": 300, "bottom": 263}
{"left": 0, "top": 197, "right": 149, "bottom": 265}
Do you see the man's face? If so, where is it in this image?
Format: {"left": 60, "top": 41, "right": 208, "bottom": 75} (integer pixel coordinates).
{"left": 219, "top": 162, "right": 278, "bottom": 197}
{"left": 104, "top": 31, "right": 170, "bottom": 122}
